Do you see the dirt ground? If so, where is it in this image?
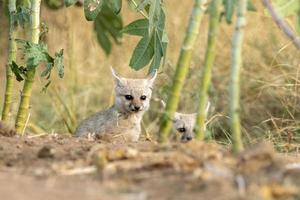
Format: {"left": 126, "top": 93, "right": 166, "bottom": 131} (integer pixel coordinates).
{"left": 0, "top": 126, "right": 300, "bottom": 200}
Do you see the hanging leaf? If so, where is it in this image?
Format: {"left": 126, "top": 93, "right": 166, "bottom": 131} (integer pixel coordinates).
{"left": 126, "top": 6, "right": 167, "bottom": 70}
{"left": 10, "top": 61, "right": 27, "bottom": 82}
{"left": 45, "top": 0, "right": 64, "bottom": 9}
{"left": 130, "top": 36, "right": 154, "bottom": 70}
{"left": 105, "top": 0, "right": 122, "bottom": 14}
{"left": 13, "top": 6, "right": 31, "bottom": 28}
{"left": 94, "top": 4, "right": 123, "bottom": 55}
{"left": 121, "top": 19, "right": 148, "bottom": 36}
{"left": 64, "top": 0, "right": 79, "bottom": 7}
{"left": 137, "top": 0, "right": 162, "bottom": 35}
{"left": 223, "top": 0, "right": 236, "bottom": 24}
{"left": 54, "top": 49, "right": 64, "bottom": 78}
{"left": 84, "top": 0, "right": 104, "bottom": 21}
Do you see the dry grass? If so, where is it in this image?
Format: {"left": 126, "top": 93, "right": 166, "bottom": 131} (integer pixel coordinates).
{"left": 0, "top": 1, "right": 299, "bottom": 152}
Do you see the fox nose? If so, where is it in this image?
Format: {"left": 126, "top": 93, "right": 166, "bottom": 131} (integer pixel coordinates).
{"left": 134, "top": 106, "right": 141, "bottom": 111}
{"left": 186, "top": 136, "right": 192, "bottom": 141}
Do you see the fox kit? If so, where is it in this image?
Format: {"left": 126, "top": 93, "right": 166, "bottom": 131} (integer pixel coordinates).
{"left": 75, "top": 68, "right": 157, "bottom": 142}
{"left": 158, "top": 100, "right": 210, "bottom": 142}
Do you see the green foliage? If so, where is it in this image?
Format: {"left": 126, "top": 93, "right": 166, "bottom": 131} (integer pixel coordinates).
{"left": 84, "top": 0, "right": 104, "bottom": 21}
{"left": 222, "top": 0, "right": 256, "bottom": 24}
{"left": 11, "top": 39, "right": 64, "bottom": 89}
{"left": 273, "top": 0, "right": 300, "bottom": 17}
{"left": 121, "top": 19, "right": 148, "bottom": 36}
{"left": 94, "top": 4, "right": 123, "bottom": 55}
{"left": 137, "top": 0, "right": 161, "bottom": 36}
{"left": 105, "top": 0, "right": 122, "bottom": 14}
{"left": 123, "top": 3, "right": 168, "bottom": 71}
{"left": 10, "top": 61, "right": 27, "bottom": 81}
{"left": 45, "top": 0, "right": 64, "bottom": 9}
{"left": 64, "top": 0, "right": 79, "bottom": 7}
{"left": 13, "top": 6, "right": 30, "bottom": 28}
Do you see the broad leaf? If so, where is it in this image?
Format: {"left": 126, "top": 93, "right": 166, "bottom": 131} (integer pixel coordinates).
{"left": 137, "top": 0, "right": 162, "bottom": 35}
{"left": 148, "top": 0, "right": 161, "bottom": 35}
{"left": 223, "top": 0, "right": 236, "bottom": 24}
{"left": 121, "top": 19, "right": 148, "bottom": 36}
{"left": 65, "top": 0, "right": 79, "bottom": 7}
{"left": 10, "top": 61, "right": 27, "bottom": 81}
{"left": 130, "top": 36, "right": 154, "bottom": 70}
{"left": 105, "top": 0, "right": 122, "bottom": 14}
{"left": 94, "top": 4, "right": 123, "bottom": 55}
{"left": 84, "top": 0, "right": 104, "bottom": 21}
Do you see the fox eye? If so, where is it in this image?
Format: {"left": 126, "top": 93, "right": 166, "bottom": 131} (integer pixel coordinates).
{"left": 178, "top": 127, "right": 186, "bottom": 133}
{"left": 124, "top": 95, "right": 133, "bottom": 100}
{"left": 140, "top": 95, "right": 147, "bottom": 100}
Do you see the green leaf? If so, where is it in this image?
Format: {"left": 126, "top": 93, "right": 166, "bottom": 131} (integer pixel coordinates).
{"left": 45, "top": 0, "right": 64, "bottom": 9}
{"left": 149, "top": 32, "right": 163, "bottom": 72}
{"left": 247, "top": 0, "right": 256, "bottom": 12}
{"left": 105, "top": 0, "right": 122, "bottom": 14}
{"left": 64, "top": 0, "right": 79, "bottom": 7}
{"left": 41, "top": 63, "right": 54, "bottom": 78}
{"left": 42, "top": 80, "right": 52, "bottom": 93}
{"left": 94, "top": 4, "right": 123, "bottom": 55}
{"left": 129, "top": 35, "right": 154, "bottom": 70}
{"left": 273, "top": 0, "right": 300, "bottom": 17}
{"left": 121, "top": 19, "right": 149, "bottom": 36}
{"left": 137, "top": 0, "right": 161, "bottom": 35}
{"left": 10, "top": 61, "right": 27, "bottom": 82}
{"left": 54, "top": 49, "right": 64, "bottom": 78}
{"left": 148, "top": 0, "right": 161, "bottom": 35}
{"left": 84, "top": 0, "right": 104, "bottom": 21}
{"left": 223, "top": 0, "right": 236, "bottom": 24}
{"left": 14, "top": 6, "right": 30, "bottom": 28}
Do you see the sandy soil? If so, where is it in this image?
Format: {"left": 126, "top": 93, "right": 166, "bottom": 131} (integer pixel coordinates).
{"left": 0, "top": 126, "right": 300, "bottom": 200}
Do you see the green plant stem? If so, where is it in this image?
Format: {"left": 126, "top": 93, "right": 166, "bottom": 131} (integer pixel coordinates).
{"left": 194, "top": 0, "right": 221, "bottom": 140}
{"left": 15, "top": 0, "right": 41, "bottom": 133}
{"left": 159, "top": 0, "right": 209, "bottom": 142}
{"left": 229, "top": 0, "right": 246, "bottom": 153}
{"left": 2, "top": 0, "right": 17, "bottom": 122}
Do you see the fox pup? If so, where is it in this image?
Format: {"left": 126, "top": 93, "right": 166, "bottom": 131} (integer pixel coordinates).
{"left": 158, "top": 100, "right": 210, "bottom": 142}
{"left": 75, "top": 68, "right": 157, "bottom": 142}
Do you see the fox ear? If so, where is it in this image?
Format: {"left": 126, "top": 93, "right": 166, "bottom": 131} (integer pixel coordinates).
{"left": 173, "top": 112, "right": 181, "bottom": 122}
{"left": 147, "top": 69, "right": 157, "bottom": 85}
{"left": 111, "top": 67, "right": 125, "bottom": 86}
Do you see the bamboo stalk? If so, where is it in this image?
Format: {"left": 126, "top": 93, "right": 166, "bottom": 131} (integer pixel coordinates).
{"left": 194, "top": 0, "right": 221, "bottom": 140}
{"left": 159, "top": 0, "right": 210, "bottom": 142}
{"left": 229, "top": 0, "right": 246, "bottom": 153}
{"left": 15, "top": 0, "right": 41, "bottom": 133}
{"left": 2, "top": 0, "right": 17, "bottom": 122}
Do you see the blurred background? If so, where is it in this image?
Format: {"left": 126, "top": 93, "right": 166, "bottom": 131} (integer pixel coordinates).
{"left": 0, "top": 0, "right": 299, "bottom": 151}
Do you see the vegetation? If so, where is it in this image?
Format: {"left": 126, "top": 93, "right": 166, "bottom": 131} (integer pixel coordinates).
{"left": 159, "top": 0, "right": 209, "bottom": 142}
{"left": 0, "top": 0, "right": 300, "bottom": 152}
{"left": 228, "top": 0, "right": 247, "bottom": 153}
{"left": 1, "top": 0, "right": 17, "bottom": 122}
{"left": 194, "top": 0, "right": 222, "bottom": 140}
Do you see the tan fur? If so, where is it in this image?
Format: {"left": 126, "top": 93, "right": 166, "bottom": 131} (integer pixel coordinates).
{"left": 74, "top": 68, "right": 157, "bottom": 142}
{"left": 172, "top": 103, "right": 210, "bottom": 142}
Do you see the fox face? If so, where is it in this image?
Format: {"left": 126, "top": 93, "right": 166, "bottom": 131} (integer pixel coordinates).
{"left": 111, "top": 68, "right": 157, "bottom": 115}
{"left": 173, "top": 112, "right": 197, "bottom": 142}
{"left": 173, "top": 102, "right": 210, "bottom": 143}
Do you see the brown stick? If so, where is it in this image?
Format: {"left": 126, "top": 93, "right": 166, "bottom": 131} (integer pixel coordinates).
{"left": 262, "top": 0, "right": 300, "bottom": 50}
